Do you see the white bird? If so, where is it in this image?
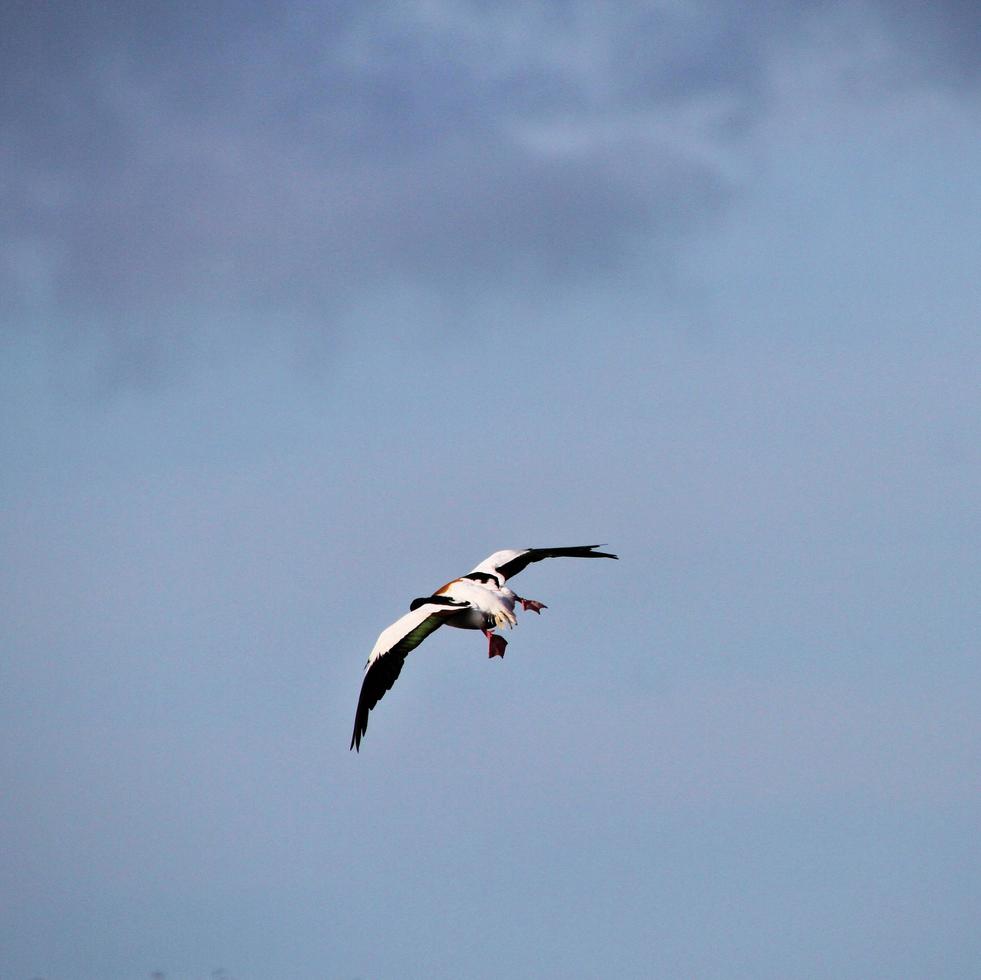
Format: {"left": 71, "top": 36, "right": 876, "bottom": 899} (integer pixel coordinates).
{"left": 350, "top": 545, "right": 618, "bottom": 750}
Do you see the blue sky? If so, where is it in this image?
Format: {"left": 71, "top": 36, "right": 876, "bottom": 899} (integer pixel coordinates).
{"left": 2, "top": 2, "right": 979, "bottom": 978}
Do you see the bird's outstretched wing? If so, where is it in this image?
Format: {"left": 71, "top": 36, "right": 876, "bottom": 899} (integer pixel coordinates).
{"left": 350, "top": 600, "right": 469, "bottom": 751}
{"left": 467, "top": 545, "right": 618, "bottom": 584}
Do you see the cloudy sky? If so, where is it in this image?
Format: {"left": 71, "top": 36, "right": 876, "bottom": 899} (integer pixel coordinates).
{"left": 2, "top": 2, "right": 979, "bottom": 977}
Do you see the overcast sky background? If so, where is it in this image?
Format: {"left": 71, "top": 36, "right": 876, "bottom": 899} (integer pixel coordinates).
{"left": 2, "top": 2, "right": 979, "bottom": 978}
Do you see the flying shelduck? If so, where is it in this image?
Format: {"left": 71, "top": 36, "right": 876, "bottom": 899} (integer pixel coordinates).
{"left": 350, "top": 545, "right": 618, "bottom": 750}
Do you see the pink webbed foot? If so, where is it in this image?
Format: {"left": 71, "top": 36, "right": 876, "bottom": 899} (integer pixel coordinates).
{"left": 483, "top": 630, "right": 508, "bottom": 659}
{"left": 518, "top": 597, "right": 547, "bottom": 614}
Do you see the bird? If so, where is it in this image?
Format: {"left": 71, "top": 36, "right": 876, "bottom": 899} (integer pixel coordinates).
{"left": 350, "top": 545, "right": 618, "bottom": 751}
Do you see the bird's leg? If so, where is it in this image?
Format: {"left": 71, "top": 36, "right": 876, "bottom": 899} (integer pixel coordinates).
{"left": 483, "top": 628, "right": 508, "bottom": 658}
{"left": 514, "top": 595, "right": 547, "bottom": 614}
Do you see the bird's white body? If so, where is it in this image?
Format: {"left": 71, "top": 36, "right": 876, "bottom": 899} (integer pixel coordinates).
{"left": 437, "top": 578, "right": 518, "bottom": 631}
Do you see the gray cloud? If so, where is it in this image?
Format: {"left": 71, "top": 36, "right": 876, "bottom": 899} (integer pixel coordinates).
{"left": 2, "top": 4, "right": 736, "bottom": 350}
{"left": 2, "top": 0, "right": 977, "bottom": 382}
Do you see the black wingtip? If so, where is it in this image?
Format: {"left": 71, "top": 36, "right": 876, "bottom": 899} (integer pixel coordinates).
{"left": 588, "top": 544, "right": 618, "bottom": 560}
{"left": 554, "top": 544, "right": 618, "bottom": 560}
{"left": 350, "top": 711, "right": 366, "bottom": 752}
